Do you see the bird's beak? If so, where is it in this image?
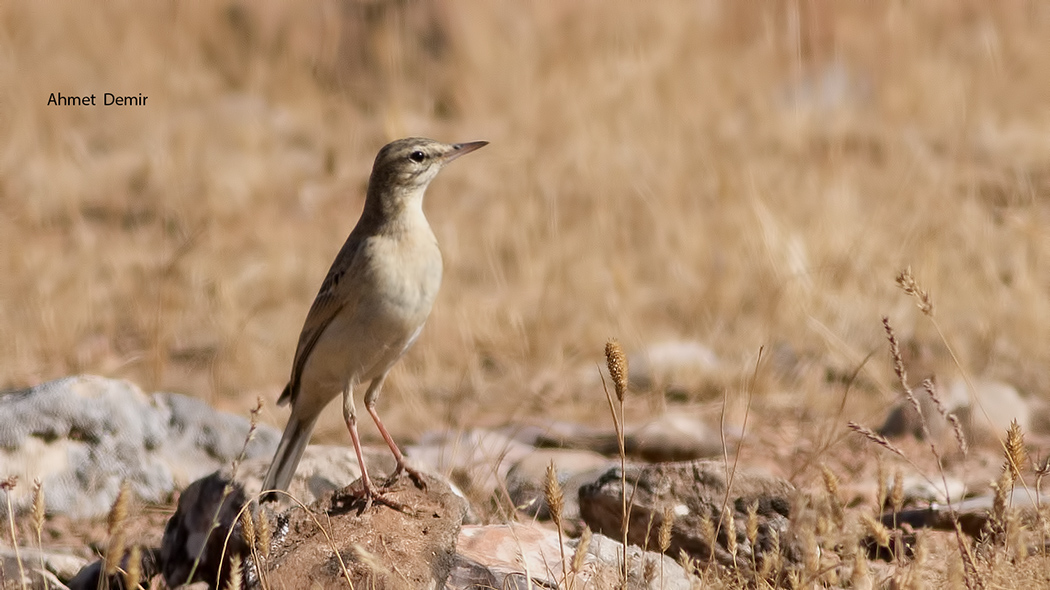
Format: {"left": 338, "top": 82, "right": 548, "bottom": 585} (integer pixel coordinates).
{"left": 443, "top": 141, "right": 488, "bottom": 163}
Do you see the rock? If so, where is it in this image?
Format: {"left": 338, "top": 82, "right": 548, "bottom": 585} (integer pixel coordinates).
{"left": 624, "top": 413, "right": 728, "bottom": 462}
{"left": 534, "top": 422, "right": 622, "bottom": 455}
{"left": 628, "top": 340, "right": 720, "bottom": 391}
{"left": 581, "top": 532, "right": 697, "bottom": 590}
{"left": 260, "top": 473, "right": 466, "bottom": 590}
{"left": 0, "top": 375, "right": 279, "bottom": 518}
{"left": 406, "top": 428, "right": 534, "bottom": 501}
{"left": 877, "top": 380, "right": 961, "bottom": 441}
{"left": 878, "top": 377, "right": 1030, "bottom": 448}
{"left": 2, "top": 546, "right": 91, "bottom": 589}
{"left": 581, "top": 340, "right": 720, "bottom": 395}
{"left": 952, "top": 378, "right": 1030, "bottom": 444}
{"left": 0, "top": 547, "right": 88, "bottom": 582}
{"left": 240, "top": 444, "right": 394, "bottom": 507}
{"left": 504, "top": 448, "right": 613, "bottom": 523}
{"left": 897, "top": 474, "right": 966, "bottom": 506}
{"left": 160, "top": 471, "right": 252, "bottom": 588}
{"left": 448, "top": 522, "right": 570, "bottom": 589}
{"left": 67, "top": 547, "right": 160, "bottom": 590}
{"left": 887, "top": 488, "right": 1050, "bottom": 540}
{"left": 448, "top": 525, "right": 697, "bottom": 589}
{"left": 535, "top": 414, "right": 727, "bottom": 462}
{"left": 578, "top": 460, "right": 798, "bottom": 572}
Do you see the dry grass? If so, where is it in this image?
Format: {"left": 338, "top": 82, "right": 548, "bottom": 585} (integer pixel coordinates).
{"left": 4, "top": 2, "right": 1050, "bottom": 434}
{"left": 4, "top": 2, "right": 1050, "bottom": 586}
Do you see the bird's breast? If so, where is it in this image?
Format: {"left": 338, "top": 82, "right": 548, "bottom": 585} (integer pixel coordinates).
{"left": 364, "top": 230, "right": 443, "bottom": 329}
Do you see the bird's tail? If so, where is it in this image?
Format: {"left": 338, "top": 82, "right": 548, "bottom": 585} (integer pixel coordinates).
{"left": 261, "top": 412, "right": 318, "bottom": 502}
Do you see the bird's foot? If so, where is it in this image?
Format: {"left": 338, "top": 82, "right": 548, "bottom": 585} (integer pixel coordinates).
{"left": 382, "top": 463, "right": 428, "bottom": 491}
{"left": 333, "top": 480, "right": 412, "bottom": 514}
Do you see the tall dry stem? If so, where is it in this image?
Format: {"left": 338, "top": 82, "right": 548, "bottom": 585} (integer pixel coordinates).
{"left": 1, "top": 476, "right": 26, "bottom": 590}
{"left": 603, "top": 339, "right": 629, "bottom": 587}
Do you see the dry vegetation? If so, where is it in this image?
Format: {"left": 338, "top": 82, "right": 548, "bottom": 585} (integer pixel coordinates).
{"left": 3, "top": 1, "right": 1050, "bottom": 587}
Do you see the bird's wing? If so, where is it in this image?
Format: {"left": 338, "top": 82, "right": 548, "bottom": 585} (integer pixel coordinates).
{"left": 281, "top": 235, "right": 368, "bottom": 406}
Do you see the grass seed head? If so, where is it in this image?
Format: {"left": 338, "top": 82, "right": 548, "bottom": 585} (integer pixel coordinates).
{"left": 659, "top": 506, "right": 673, "bottom": 553}
{"left": 224, "top": 553, "right": 242, "bottom": 590}
{"left": 544, "top": 460, "right": 565, "bottom": 529}
{"left": 104, "top": 481, "right": 130, "bottom": 576}
{"left": 31, "top": 478, "right": 45, "bottom": 534}
{"left": 572, "top": 526, "right": 592, "bottom": 573}
{"left": 0, "top": 476, "right": 16, "bottom": 491}
{"left": 746, "top": 501, "right": 759, "bottom": 546}
{"left": 896, "top": 267, "right": 934, "bottom": 316}
{"left": 890, "top": 469, "right": 905, "bottom": 514}
{"left": 1004, "top": 419, "right": 1027, "bottom": 483}
{"left": 605, "top": 339, "right": 628, "bottom": 402}
{"left": 255, "top": 510, "right": 271, "bottom": 558}
{"left": 862, "top": 513, "right": 891, "bottom": 548}
{"left": 125, "top": 545, "right": 142, "bottom": 590}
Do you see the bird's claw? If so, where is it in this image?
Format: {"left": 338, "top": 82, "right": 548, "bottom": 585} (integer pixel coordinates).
{"left": 383, "top": 464, "right": 428, "bottom": 491}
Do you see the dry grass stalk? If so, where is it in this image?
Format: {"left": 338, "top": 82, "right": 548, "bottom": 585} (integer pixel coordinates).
{"left": 896, "top": 267, "right": 934, "bottom": 316}
{"left": 30, "top": 478, "right": 44, "bottom": 540}
{"left": 763, "top": 527, "right": 781, "bottom": 581}
{"left": 745, "top": 502, "right": 758, "bottom": 548}
{"left": 192, "top": 397, "right": 263, "bottom": 587}
{"left": 238, "top": 506, "right": 262, "bottom": 577}
{"left": 1006, "top": 507, "right": 1025, "bottom": 563}
{"left": 848, "top": 422, "right": 906, "bottom": 459}
{"left": 255, "top": 510, "right": 271, "bottom": 559}
{"left": 676, "top": 549, "right": 698, "bottom": 579}
{"left": 1, "top": 476, "right": 26, "bottom": 590}
{"left": 922, "top": 378, "right": 968, "bottom": 456}
{"left": 990, "top": 470, "right": 1013, "bottom": 547}
{"left": 800, "top": 526, "right": 820, "bottom": 580}
{"left": 544, "top": 460, "right": 568, "bottom": 585}
{"left": 1003, "top": 420, "right": 1027, "bottom": 483}
{"left": 658, "top": 506, "right": 673, "bottom": 554}
{"left": 658, "top": 506, "right": 672, "bottom": 586}
{"left": 605, "top": 340, "right": 628, "bottom": 402}
{"left": 103, "top": 481, "right": 130, "bottom": 579}
{"left": 890, "top": 469, "right": 905, "bottom": 517}
{"left": 571, "top": 526, "right": 592, "bottom": 578}
{"left": 861, "top": 513, "right": 891, "bottom": 549}
{"left": 642, "top": 556, "right": 657, "bottom": 585}
{"left": 723, "top": 505, "right": 738, "bottom": 569}
{"left": 850, "top": 546, "right": 870, "bottom": 589}
{"left": 125, "top": 545, "right": 142, "bottom": 590}
{"left": 224, "top": 554, "right": 242, "bottom": 590}
{"left": 904, "top": 532, "right": 928, "bottom": 590}
{"left": 602, "top": 339, "right": 629, "bottom": 587}
{"left": 953, "top": 521, "right": 983, "bottom": 590}
{"left": 883, "top": 317, "right": 911, "bottom": 396}
{"left": 700, "top": 514, "right": 717, "bottom": 555}
{"left": 875, "top": 457, "right": 887, "bottom": 511}
{"left": 239, "top": 507, "right": 257, "bottom": 550}
{"left": 988, "top": 421, "right": 1027, "bottom": 550}
{"left": 946, "top": 549, "right": 966, "bottom": 590}
{"left": 821, "top": 465, "right": 844, "bottom": 530}
{"left": 1036, "top": 456, "right": 1050, "bottom": 557}
{"left": 31, "top": 478, "right": 47, "bottom": 590}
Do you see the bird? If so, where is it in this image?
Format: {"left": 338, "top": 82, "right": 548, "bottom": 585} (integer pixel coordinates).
{"left": 261, "top": 137, "right": 487, "bottom": 506}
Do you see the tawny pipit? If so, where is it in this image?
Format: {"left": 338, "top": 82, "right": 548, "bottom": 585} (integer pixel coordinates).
{"left": 262, "top": 137, "right": 487, "bottom": 504}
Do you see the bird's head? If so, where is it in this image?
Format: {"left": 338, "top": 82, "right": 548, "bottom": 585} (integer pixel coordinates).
{"left": 370, "top": 137, "right": 488, "bottom": 194}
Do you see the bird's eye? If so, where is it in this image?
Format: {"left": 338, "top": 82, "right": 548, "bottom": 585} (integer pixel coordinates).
{"left": 409, "top": 151, "right": 426, "bottom": 163}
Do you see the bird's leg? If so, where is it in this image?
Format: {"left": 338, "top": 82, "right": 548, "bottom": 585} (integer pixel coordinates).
{"left": 364, "top": 375, "right": 427, "bottom": 490}
{"left": 341, "top": 380, "right": 410, "bottom": 512}
{"left": 341, "top": 381, "right": 378, "bottom": 507}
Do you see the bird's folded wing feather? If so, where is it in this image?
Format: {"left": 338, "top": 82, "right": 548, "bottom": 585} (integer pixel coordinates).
{"left": 282, "top": 236, "right": 367, "bottom": 405}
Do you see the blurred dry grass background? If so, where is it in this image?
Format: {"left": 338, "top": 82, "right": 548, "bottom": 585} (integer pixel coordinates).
{"left": 2, "top": 1, "right": 1049, "bottom": 444}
